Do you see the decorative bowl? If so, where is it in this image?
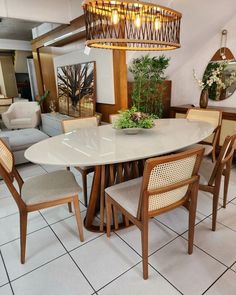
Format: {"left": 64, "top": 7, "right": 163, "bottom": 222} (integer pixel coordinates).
{"left": 122, "top": 128, "right": 143, "bottom": 135}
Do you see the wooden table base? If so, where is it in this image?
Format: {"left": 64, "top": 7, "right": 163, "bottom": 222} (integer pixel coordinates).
{"left": 84, "top": 160, "right": 144, "bottom": 232}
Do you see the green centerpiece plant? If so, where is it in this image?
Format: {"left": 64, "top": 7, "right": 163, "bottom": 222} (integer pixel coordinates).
{"left": 129, "top": 54, "right": 170, "bottom": 118}
{"left": 114, "top": 107, "right": 155, "bottom": 130}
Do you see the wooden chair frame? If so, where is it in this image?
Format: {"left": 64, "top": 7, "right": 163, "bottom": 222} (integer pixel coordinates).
{"left": 186, "top": 108, "right": 222, "bottom": 162}
{"left": 61, "top": 117, "right": 97, "bottom": 207}
{"left": 0, "top": 139, "right": 84, "bottom": 264}
{"left": 199, "top": 133, "right": 236, "bottom": 231}
{"left": 106, "top": 147, "right": 204, "bottom": 279}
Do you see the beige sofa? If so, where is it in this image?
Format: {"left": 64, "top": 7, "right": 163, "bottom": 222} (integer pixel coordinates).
{"left": 0, "top": 128, "right": 49, "bottom": 164}
{"left": 2, "top": 101, "right": 41, "bottom": 129}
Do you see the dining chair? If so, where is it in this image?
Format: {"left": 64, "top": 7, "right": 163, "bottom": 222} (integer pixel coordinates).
{"left": 199, "top": 133, "right": 236, "bottom": 231}
{"left": 109, "top": 114, "right": 120, "bottom": 124}
{"left": 105, "top": 147, "right": 204, "bottom": 279}
{"left": 186, "top": 108, "right": 222, "bottom": 162}
{"left": 61, "top": 116, "right": 98, "bottom": 207}
{"left": 0, "top": 139, "right": 84, "bottom": 264}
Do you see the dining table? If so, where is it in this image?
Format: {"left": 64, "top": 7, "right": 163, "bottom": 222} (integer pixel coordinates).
{"left": 25, "top": 118, "right": 214, "bottom": 232}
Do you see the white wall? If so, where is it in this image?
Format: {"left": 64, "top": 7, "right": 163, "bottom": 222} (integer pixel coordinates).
{"left": 53, "top": 43, "right": 115, "bottom": 104}
{"left": 127, "top": 0, "right": 236, "bottom": 108}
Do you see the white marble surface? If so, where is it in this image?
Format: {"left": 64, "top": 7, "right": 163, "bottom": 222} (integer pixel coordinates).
{"left": 25, "top": 119, "right": 214, "bottom": 166}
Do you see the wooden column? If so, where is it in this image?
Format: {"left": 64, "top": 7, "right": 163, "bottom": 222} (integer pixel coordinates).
{"left": 113, "top": 50, "right": 128, "bottom": 110}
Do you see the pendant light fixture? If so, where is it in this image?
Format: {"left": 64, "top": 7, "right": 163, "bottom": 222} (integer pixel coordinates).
{"left": 82, "top": 0, "right": 182, "bottom": 51}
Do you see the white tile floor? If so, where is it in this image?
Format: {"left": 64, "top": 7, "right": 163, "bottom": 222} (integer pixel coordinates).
{"left": 0, "top": 160, "right": 236, "bottom": 294}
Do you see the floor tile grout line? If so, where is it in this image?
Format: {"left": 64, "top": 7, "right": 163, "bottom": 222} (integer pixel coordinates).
{"left": 95, "top": 261, "right": 141, "bottom": 293}
{"left": 38, "top": 210, "right": 97, "bottom": 294}
{"left": 0, "top": 224, "right": 49, "bottom": 248}
{"left": 149, "top": 264, "right": 184, "bottom": 295}
{"left": 0, "top": 250, "right": 15, "bottom": 295}
{"left": 180, "top": 235, "right": 229, "bottom": 269}
{"left": 68, "top": 233, "right": 104, "bottom": 253}
{"left": 9, "top": 253, "right": 68, "bottom": 284}
{"left": 201, "top": 267, "right": 229, "bottom": 295}
{"left": 0, "top": 207, "right": 87, "bottom": 248}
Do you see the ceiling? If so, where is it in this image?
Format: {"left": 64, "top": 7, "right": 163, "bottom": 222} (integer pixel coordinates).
{"left": 0, "top": 18, "right": 41, "bottom": 41}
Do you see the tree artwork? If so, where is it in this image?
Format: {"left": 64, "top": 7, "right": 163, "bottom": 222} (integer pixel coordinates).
{"left": 57, "top": 62, "right": 96, "bottom": 117}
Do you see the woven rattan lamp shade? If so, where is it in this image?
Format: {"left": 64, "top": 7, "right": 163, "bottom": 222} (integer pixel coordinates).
{"left": 82, "top": 0, "right": 182, "bottom": 51}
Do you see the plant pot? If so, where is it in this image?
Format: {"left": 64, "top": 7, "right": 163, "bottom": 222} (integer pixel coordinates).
{"left": 199, "top": 89, "right": 209, "bottom": 108}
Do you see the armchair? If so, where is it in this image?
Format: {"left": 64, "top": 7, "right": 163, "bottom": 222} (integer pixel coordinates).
{"left": 2, "top": 101, "right": 41, "bottom": 129}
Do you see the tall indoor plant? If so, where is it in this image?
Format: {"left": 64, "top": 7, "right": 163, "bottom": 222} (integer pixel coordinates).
{"left": 129, "top": 55, "right": 170, "bottom": 118}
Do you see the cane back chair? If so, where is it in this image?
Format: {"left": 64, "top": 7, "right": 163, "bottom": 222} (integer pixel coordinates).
{"left": 105, "top": 147, "right": 204, "bottom": 279}
{"left": 186, "top": 108, "right": 222, "bottom": 162}
{"left": 0, "top": 139, "right": 84, "bottom": 263}
{"left": 199, "top": 133, "right": 236, "bottom": 231}
{"left": 61, "top": 116, "right": 98, "bottom": 207}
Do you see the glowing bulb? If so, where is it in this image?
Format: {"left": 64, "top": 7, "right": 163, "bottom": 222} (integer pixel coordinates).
{"left": 154, "top": 17, "right": 161, "bottom": 30}
{"left": 135, "top": 13, "right": 141, "bottom": 28}
{"left": 111, "top": 9, "right": 119, "bottom": 24}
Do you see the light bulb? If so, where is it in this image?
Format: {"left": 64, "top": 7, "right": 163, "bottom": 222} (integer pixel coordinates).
{"left": 135, "top": 13, "right": 141, "bottom": 28}
{"left": 154, "top": 17, "right": 161, "bottom": 30}
{"left": 111, "top": 9, "right": 119, "bottom": 25}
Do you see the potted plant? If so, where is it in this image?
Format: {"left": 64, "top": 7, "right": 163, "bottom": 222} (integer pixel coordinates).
{"left": 129, "top": 54, "right": 170, "bottom": 118}
{"left": 113, "top": 106, "right": 155, "bottom": 134}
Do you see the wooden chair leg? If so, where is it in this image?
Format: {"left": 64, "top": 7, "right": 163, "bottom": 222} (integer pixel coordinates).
{"left": 223, "top": 170, "right": 230, "bottom": 208}
{"left": 81, "top": 172, "right": 88, "bottom": 207}
{"left": 20, "top": 211, "right": 28, "bottom": 264}
{"left": 68, "top": 202, "right": 73, "bottom": 213}
{"left": 188, "top": 183, "right": 198, "bottom": 254}
{"left": 212, "top": 191, "right": 220, "bottom": 231}
{"left": 113, "top": 206, "right": 119, "bottom": 230}
{"left": 73, "top": 196, "right": 84, "bottom": 242}
{"left": 106, "top": 196, "right": 112, "bottom": 237}
{"left": 141, "top": 219, "right": 149, "bottom": 280}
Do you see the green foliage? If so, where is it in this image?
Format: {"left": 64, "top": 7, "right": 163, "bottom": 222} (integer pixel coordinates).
{"left": 114, "top": 107, "right": 155, "bottom": 129}
{"left": 129, "top": 54, "right": 170, "bottom": 118}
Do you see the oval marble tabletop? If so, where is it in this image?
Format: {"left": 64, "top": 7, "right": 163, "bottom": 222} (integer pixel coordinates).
{"left": 25, "top": 118, "right": 214, "bottom": 167}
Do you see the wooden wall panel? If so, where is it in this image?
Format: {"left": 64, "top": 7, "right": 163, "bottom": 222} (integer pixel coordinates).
{"left": 37, "top": 47, "right": 58, "bottom": 112}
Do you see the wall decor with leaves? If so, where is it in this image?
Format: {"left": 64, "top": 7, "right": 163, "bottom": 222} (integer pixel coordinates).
{"left": 57, "top": 61, "right": 96, "bottom": 117}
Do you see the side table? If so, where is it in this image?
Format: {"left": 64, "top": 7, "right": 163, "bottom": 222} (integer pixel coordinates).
{"left": 41, "top": 112, "right": 72, "bottom": 136}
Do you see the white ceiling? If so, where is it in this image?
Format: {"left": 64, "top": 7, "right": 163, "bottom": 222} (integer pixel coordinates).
{"left": 0, "top": 18, "right": 40, "bottom": 41}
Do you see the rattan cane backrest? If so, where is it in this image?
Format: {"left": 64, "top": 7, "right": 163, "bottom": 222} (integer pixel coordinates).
{"left": 186, "top": 109, "right": 222, "bottom": 129}
{"left": 0, "top": 139, "right": 13, "bottom": 173}
{"left": 62, "top": 117, "right": 98, "bottom": 133}
{"left": 139, "top": 147, "right": 204, "bottom": 216}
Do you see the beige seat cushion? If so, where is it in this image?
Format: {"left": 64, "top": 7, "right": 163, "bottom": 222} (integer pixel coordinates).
{"left": 199, "top": 158, "right": 215, "bottom": 185}
{"left": 180, "top": 144, "right": 213, "bottom": 157}
{"left": 105, "top": 177, "right": 142, "bottom": 217}
{"left": 22, "top": 170, "right": 81, "bottom": 206}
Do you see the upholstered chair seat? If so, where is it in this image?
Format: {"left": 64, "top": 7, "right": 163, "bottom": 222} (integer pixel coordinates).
{"left": 21, "top": 170, "right": 81, "bottom": 205}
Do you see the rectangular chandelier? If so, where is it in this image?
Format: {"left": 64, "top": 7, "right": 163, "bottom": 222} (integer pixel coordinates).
{"left": 82, "top": 0, "right": 182, "bottom": 51}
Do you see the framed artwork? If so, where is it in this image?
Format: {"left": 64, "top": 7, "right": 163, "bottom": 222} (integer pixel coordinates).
{"left": 57, "top": 61, "right": 96, "bottom": 117}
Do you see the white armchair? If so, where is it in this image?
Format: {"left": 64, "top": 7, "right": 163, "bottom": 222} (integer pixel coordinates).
{"left": 2, "top": 102, "right": 41, "bottom": 129}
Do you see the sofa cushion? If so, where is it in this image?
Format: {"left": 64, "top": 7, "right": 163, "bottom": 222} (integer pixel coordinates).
{"left": 10, "top": 118, "right": 32, "bottom": 126}
{"left": 0, "top": 128, "right": 48, "bottom": 152}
